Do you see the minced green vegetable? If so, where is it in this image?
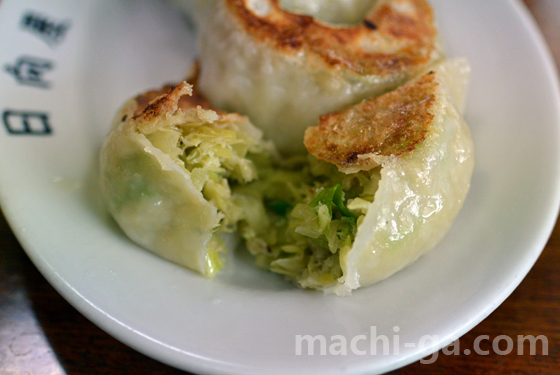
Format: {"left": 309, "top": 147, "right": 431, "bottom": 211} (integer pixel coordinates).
{"left": 146, "top": 119, "right": 381, "bottom": 287}
{"left": 233, "top": 154, "right": 380, "bottom": 289}
{"left": 311, "top": 184, "right": 356, "bottom": 219}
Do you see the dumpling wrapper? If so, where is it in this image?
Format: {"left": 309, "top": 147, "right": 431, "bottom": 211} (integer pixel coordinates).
{"left": 304, "top": 58, "right": 474, "bottom": 295}
{"left": 99, "top": 82, "right": 265, "bottom": 276}
{"left": 192, "top": 0, "right": 444, "bottom": 154}
{"left": 100, "top": 58, "right": 473, "bottom": 295}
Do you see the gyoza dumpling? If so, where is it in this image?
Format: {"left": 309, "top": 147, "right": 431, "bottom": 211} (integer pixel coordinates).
{"left": 100, "top": 82, "right": 272, "bottom": 277}
{"left": 224, "top": 58, "right": 472, "bottom": 295}
{"left": 304, "top": 58, "right": 473, "bottom": 294}
{"left": 192, "top": 0, "right": 444, "bottom": 153}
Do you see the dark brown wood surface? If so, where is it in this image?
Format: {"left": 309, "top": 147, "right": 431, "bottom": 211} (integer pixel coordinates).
{"left": 1, "top": 1, "right": 559, "bottom": 374}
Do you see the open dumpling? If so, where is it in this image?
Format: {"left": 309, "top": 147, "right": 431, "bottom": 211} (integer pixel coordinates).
{"left": 304, "top": 58, "right": 473, "bottom": 294}
{"left": 232, "top": 58, "right": 473, "bottom": 294}
{"left": 99, "top": 82, "right": 272, "bottom": 277}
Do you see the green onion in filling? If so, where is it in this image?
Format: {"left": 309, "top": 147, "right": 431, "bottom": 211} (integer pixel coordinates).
{"left": 146, "top": 119, "right": 380, "bottom": 288}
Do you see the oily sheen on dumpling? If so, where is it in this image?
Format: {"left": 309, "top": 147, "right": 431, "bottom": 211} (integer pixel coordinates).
{"left": 305, "top": 58, "right": 473, "bottom": 294}
{"left": 191, "top": 0, "right": 444, "bottom": 154}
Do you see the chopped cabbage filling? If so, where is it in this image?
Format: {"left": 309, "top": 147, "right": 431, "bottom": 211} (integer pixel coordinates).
{"left": 145, "top": 120, "right": 263, "bottom": 275}
{"left": 145, "top": 120, "right": 381, "bottom": 288}
{"left": 235, "top": 155, "right": 380, "bottom": 288}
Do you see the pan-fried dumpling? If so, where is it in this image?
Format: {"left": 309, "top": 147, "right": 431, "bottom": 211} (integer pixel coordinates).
{"left": 228, "top": 58, "right": 473, "bottom": 295}
{"left": 303, "top": 58, "right": 473, "bottom": 294}
{"left": 99, "top": 82, "right": 273, "bottom": 277}
{"left": 192, "top": 0, "right": 444, "bottom": 153}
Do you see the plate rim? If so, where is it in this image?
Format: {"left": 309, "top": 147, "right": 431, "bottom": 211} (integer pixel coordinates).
{"left": 1, "top": 0, "right": 560, "bottom": 374}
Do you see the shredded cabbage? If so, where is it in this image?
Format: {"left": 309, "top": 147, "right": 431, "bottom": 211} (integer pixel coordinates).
{"left": 145, "top": 119, "right": 264, "bottom": 274}
{"left": 234, "top": 154, "right": 381, "bottom": 289}
{"left": 145, "top": 118, "right": 381, "bottom": 288}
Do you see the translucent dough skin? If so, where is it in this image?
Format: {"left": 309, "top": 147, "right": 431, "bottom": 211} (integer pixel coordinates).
{"left": 316, "top": 59, "right": 474, "bottom": 295}
{"left": 99, "top": 93, "right": 220, "bottom": 276}
{"left": 194, "top": 0, "right": 443, "bottom": 154}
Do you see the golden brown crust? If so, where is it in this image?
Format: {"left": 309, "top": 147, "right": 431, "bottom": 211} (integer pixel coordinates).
{"left": 126, "top": 79, "right": 226, "bottom": 136}
{"left": 227, "top": 0, "right": 438, "bottom": 75}
{"left": 133, "top": 80, "right": 212, "bottom": 120}
{"left": 304, "top": 71, "right": 437, "bottom": 170}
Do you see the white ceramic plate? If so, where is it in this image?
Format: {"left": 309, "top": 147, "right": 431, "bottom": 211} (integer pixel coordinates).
{"left": 1, "top": 1, "right": 559, "bottom": 374}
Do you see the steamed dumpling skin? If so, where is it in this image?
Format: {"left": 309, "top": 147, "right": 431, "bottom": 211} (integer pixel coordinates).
{"left": 100, "top": 83, "right": 231, "bottom": 276}
{"left": 193, "top": 0, "right": 444, "bottom": 154}
{"left": 305, "top": 58, "right": 474, "bottom": 295}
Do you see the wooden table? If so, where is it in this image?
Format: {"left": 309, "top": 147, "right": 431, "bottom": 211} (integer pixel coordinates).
{"left": 1, "top": 1, "right": 559, "bottom": 374}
